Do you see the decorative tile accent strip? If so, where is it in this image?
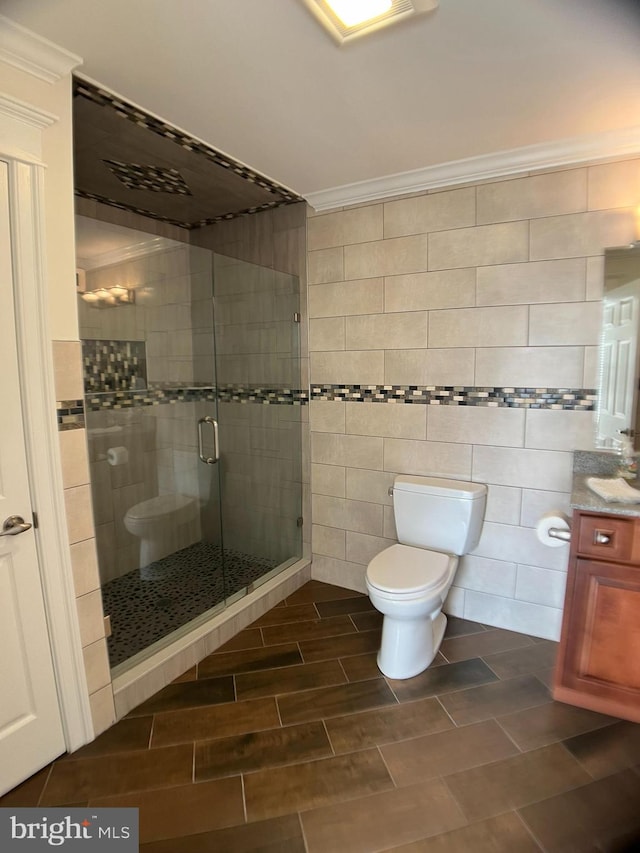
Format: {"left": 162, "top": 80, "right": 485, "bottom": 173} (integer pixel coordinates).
{"left": 82, "top": 339, "right": 147, "bottom": 393}
{"left": 310, "top": 384, "right": 597, "bottom": 410}
{"left": 83, "top": 385, "right": 308, "bottom": 412}
{"left": 57, "top": 399, "right": 85, "bottom": 430}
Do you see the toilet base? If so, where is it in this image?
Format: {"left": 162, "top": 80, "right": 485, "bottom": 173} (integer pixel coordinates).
{"left": 377, "top": 610, "right": 447, "bottom": 679}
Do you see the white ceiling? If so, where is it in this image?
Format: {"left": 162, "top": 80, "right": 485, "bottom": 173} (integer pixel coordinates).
{"left": 2, "top": 0, "right": 640, "bottom": 204}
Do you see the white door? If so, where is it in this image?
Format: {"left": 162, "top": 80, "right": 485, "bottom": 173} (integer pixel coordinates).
{"left": 0, "top": 160, "right": 66, "bottom": 796}
{"left": 598, "top": 288, "right": 640, "bottom": 449}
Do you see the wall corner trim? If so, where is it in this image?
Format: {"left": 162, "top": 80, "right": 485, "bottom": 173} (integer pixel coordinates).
{"left": 0, "top": 14, "right": 82, "bottom": 83}
{"left": 304, "top": 125, "right": 640, "bottom": 212}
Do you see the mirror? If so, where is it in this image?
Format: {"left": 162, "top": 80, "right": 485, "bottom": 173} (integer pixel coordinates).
{"left": 596, "top": 242, "right": 640, "bottom": 451}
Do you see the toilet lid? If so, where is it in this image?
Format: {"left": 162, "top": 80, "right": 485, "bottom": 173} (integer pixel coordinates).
{"left": 367, "top": 544, "right": 452, "bottom": 594}
{"left": 126, "top": 493, "right": 193, "bottom": 521}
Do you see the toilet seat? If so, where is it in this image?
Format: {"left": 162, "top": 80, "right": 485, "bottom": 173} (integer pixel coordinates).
{"left": 126, "top": 493, "right": 194, "bottom": 522}
{"left": 367, "top": 544, "right": 453, "bottom": 596}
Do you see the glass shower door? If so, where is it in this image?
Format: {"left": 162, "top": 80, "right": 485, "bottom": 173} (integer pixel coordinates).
{"left": 211, "top": 253, "right": 303, "bottom": 600}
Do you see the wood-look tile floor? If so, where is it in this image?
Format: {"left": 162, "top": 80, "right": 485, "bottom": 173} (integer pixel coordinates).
{"left": 3, "top": 580, "right": 640, "bottom": 852}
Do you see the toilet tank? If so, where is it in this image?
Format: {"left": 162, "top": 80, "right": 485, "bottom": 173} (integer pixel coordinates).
{"left": 393, "top": 475, "right": 487, "bottom": 555}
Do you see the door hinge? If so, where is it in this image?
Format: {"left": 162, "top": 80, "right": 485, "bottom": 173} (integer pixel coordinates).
{"left": 297, "top": 516, "right": 304, "bottom": 527}
{"left": 293, "top": 312, "right": 301, "bottom": 323}
{"left": 32, "top": 511, "right": 39, "bottom": 529}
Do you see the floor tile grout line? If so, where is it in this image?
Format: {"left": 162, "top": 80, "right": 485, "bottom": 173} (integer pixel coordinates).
{"left": 513, "top": 808, "right": 547, "bottom": 852}
{"left": 35, "top": 763, "right": 55, "bottom": 808}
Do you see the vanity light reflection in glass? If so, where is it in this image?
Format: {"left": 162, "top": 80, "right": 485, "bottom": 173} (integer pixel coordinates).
{"left": 80, "top": 285, "right": 136, "bottom": 308}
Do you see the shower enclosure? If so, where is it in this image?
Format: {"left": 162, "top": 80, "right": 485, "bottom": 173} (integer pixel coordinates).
{"left": 76, "top": 216, "right": 303, "bottom": 671}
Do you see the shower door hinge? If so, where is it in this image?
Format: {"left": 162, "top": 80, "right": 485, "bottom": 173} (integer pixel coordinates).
{"left": 293, "top": 312, "right": 301, "bottom": 323}
{"left": 104, "top": 615, "right": 112, "bottom": 638}
{"left": 297, "top": 516, "right": 304, "bottom": 527}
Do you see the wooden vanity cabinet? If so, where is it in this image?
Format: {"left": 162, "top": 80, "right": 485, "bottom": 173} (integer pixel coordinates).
{"left": 553, "top": 509, "right": 640, "bottom": 723}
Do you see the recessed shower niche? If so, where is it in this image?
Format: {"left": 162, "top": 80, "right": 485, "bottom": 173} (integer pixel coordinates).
{"left": 76, "top": 215, "right": 304, "bottom": 671}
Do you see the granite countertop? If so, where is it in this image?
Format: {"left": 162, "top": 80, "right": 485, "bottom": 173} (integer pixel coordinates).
{"left": 571, "top": 450, "right": 640, "bottom": 518}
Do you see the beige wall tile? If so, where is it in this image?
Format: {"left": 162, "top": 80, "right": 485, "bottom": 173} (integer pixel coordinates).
{"left": 484, "top": 485, "right": 522, "bottom": 525}
{"left": 58, "top": 428, "right": 90, "bottom": 489}
{"left": 82, "top": 638, "right": 111, "bottom": 695}
{"left": 346, "top": 531, "right": 393, "bottom": 565}
{"left": 475, "top": 346, "right": 585, "bottom": 388}
{"left": 312, "top": 524, "right": 346, "bottom": 559}
{"left": 309, "top": 317, "right": 345, "bottom": 351}
{"left": 472, "top": 446, "right": 573, "bottom": 492}
{"left": 308, "top": 205, "right": 383, "bottom": 251}
{"left": 64, "top": 484, "right": 96, "bottom": 545}
{"left": 311, "top": 555, "right": 366, "bottom": 594}
{"left": 346, "top": 468, "right": 395, "bottom": 506}
{"left": 429, "top": 306, "right": 528, "bottom": 348}
{"left": 311, "top": 463, "right": 346, "bottom": 497}
{"left": 463, "top": 591, "right": 561, "bottom": 640}
{"left": 583, "top": 346, "right": 600, "bottom": 388}
{"left": 76, "top": 588, "right": 106, "bottom": 647}
{"left": 425, "top": 349, "right": 476, "bottom": 386}
{"left": 454, "top": 555, "right": 517, "bottom": 597}
{"left": 429, "top": 222, "right": 529, "bottom": 270}
{"left": 384, "top": 349, "right": 429, "bottom": 385}
{"left": 308, "top": 247, "right": 344, "bottom": 284}
{"left": 476, "top": 258, "right": 586, "bottom": 306}
{"left": 311, "top": 432, "right": 384, "bottom": 470}
{"left": 309, "top": 400, "right": 346, "bottom": 433}
{"left": 515, "top": 565, "right": 567, "bottom": 609}
{"left": 344, "top": 235, "right": 429, "bottom": 280}
{"left": 477, "top": 170, "right": 587, "bottom": 224}
{"left": 309, "top": 279, "right": 384, "bottom": 318}
{"left": 383, "top": 438, "right": 472, "bottom": 479}
{"left": 384, "top": 187, "right": 475, "bottom": 237}
{"left": 311, "top": 494, "right": 383, "bottom": 535}
{"left": 346, "top": 401, "right": 427, "bottom": 440}
{"left": 427, "top": 406, "right": 525, "bottom": 448}
{"left": 586, "top": 255, "right": 604, "bottom": 301}
{"left": 524, "top": 409, "right": 596, "bottom": 451}
{"left": 346, "top": 312, "right": 428, "bottom": 350}
{"left": 310, "top": 350, "right": 384, "bottom": 385}
{"left": 530, "top": 210, "right": 635, "bottom": 261}
{"left": 69, "top": 537, "right": 100, "bottom": 597}
{"left": 588, "top": 159, "right": 640, "bottom": 210}
{"left": 473, "top": 522, "right": 568, "bottom": 572}
{"left": 384, "top": 269, "right": 476, "bottom": 313}
{"left": 520, "top": 489, "right": 571, "bottom": 528}
{"left": 89, "top": 684, "right": 116, "bottom": 737}
{"left": 529, "top": 302, "right": 602, "bottom": 346}
{"left": 383, "top": 505, "right": 397, "bottom": 540}
{"left": 52, "top": 340, "right": 83, "bottom": 400}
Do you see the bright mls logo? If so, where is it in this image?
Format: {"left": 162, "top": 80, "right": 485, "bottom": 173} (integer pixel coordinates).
{"left": 0, "top": 809, "right": 138, "bottom": 850}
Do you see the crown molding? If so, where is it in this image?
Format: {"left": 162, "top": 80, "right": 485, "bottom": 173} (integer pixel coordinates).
{"left": 76, "top": 235, "right": 178, "bottom": 271}
{"left": 0, "top": 14, "right": 82, "bottom": 83}
{"left": 304, "top": 125, "right": 640, "bottom": 212}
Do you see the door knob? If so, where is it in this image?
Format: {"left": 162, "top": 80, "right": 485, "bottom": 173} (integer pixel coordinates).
{"left": 0, "top": 515, "right": 33, "bottom": 536}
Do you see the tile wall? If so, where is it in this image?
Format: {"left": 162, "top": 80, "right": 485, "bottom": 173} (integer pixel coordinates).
{"left": 307, "top": 158, "right": 640, "bottom": 640}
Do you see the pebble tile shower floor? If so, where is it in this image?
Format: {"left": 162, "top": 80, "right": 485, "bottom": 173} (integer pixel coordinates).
{"left": 101, "top": 542, "right": 276, "bottom": 666}
{"left": 3, "top": 581, "right": 640, "bottom": 851}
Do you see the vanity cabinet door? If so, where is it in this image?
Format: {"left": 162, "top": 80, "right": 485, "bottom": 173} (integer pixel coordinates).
{"left": 554, "top": 555, "right": 640, "bottom": 723}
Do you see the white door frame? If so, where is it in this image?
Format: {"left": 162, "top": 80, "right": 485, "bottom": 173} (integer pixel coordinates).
{"left": 0, "top": 92, "right": 93, "bottom": 752}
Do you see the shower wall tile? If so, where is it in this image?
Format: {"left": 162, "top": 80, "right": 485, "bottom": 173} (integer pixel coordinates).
{"left": 59, "top": 428, "right": 90, "bottom": 489}
{"left": 308, "top": 204, "right": 383, "bottom": 251}
{"left": 307, "top": 158, "right": 638, "bottom": 641}
{"left": 69, "top": 538, "right": 101, "bottom": 598}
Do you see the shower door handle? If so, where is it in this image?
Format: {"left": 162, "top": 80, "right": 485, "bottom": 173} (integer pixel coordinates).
{"left": 197, "top": 417, "right": 219, "bottom": 464}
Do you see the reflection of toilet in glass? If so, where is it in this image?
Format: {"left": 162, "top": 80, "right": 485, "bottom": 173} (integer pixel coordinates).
{"left": 124, "top": 494, "right": 199, "bottom": 576}
{"left": 366, "top": 475, "right": 487, "bottom": 680}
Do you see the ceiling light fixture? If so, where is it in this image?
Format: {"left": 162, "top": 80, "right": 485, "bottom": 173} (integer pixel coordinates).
{"left": 302, "top": 0, "right": 438, "bottom": 45}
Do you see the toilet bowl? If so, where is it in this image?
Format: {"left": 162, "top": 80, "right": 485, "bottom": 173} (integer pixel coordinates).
{"left": 124, "top": 493, "right": 199, "bottom": 574}
{"left": 365, "top": 476, "right": 487, "bottom": 680}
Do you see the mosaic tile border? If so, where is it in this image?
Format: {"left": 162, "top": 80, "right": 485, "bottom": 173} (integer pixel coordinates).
{"left": 83, "top": 385, "right": 308, "bottom": 413}
{"left": 310, "top": 384, "right": 597, "bottom": 410}
{"left": 57, "top": 400, "right": 86, "bottom": 430}
{"left": 73, "top": 78, "right": 303, "bottom": 229}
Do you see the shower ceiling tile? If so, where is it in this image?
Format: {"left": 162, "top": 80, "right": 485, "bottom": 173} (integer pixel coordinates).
{"left": 73, "top": 79, "right": 302, "bottom": 229}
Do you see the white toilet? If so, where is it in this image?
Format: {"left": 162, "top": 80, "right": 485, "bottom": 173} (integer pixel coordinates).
{"left": 366, "top": 475, "right": 487, "bottom": 680}
{"left": 124, "top": 493, "right": 199, "bottom": 574}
